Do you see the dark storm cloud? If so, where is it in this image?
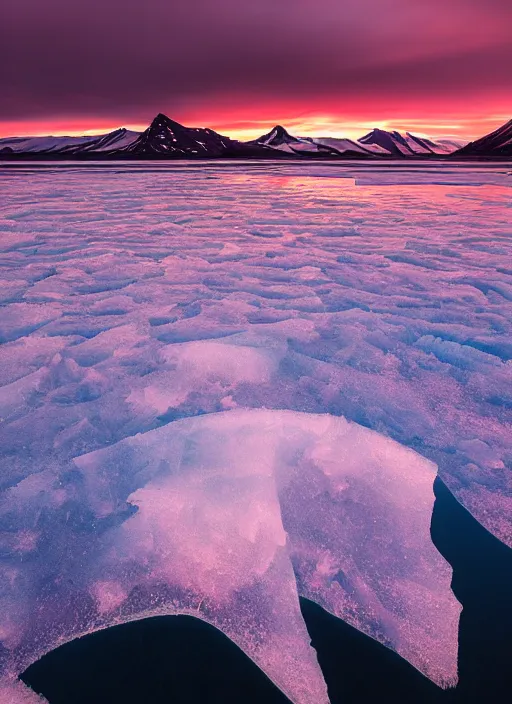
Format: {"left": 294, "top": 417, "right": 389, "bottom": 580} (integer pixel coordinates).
{"left": 1, "top": 0, "right": 511, "bottom": 123}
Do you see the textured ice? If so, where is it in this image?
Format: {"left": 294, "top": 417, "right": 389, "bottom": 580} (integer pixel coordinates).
{"left": 0, "top": 160, "right": 510, "bottom": 701}
{"left": 0, "top": 680, "right": 46, "bottom": 703}
{"left": 75, "top": 410, "right": 458, "bottom": 686}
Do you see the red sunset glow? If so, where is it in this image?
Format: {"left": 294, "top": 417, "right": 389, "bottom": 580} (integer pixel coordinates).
{"left": 1, "top": 101, "right": 510, "bottom": 143}
{"left": 1, "top": 0, "right": 510, "bottom": 142}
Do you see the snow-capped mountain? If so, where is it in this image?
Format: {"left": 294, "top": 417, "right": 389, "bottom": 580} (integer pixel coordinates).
{"left": 0, "top": 129, "right": 140, "bottom": 155}
{"left": 122, "top": 113, "right": 238, "bottom": 157}
{"left": 310, "top": 136, "right": 388, "bottom": 155}
{"left": 249, "top": 125, "right": 464, "bottom": 157}
{"left": 405, "top": 133, "right": 467, "bottom": 154}
{"left": 69, "top": 128, "right": 140, "bottom": 153}
{"left": 248, "top": 124, "right": 337, "bottom": 155}
{"left": 455, "top": 119, "right": 512, "bottom": 157}
{"left": 358, "top": 128, "right": 465, "bottom": 156}
{"left": 248, "top": 125, "right": 373, "bottom": 157}
{"left": 435, "top": 138, "right": 468, "bottom": 152}
{"left": 249, "top": 125, "right": 301, "bottom": 148}
{"left": 0, "top": 116, "right": 275, "bottom": 159}
{"left": 0, "top": 135, "right": 98, "bottom": 153}
{"left": 0, "top": 116, "right": 494, "bottom": 160}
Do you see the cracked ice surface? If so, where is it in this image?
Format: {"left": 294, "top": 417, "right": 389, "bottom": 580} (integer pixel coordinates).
{"left": 0, "top": 161, "right": 510, "bottom": 700}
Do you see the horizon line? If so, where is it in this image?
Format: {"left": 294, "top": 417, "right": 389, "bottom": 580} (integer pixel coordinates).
{"left": 0, "top": 112, "right": 510, "bottom": 142}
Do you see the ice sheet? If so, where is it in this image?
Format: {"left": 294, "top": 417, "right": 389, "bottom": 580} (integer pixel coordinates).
{"left": 1, "top": 161, "right": 510, "bottom": 700}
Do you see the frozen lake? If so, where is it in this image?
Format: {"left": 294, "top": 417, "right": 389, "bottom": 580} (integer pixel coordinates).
{"left": 0, "top": 161, "right": 511, "bottom": 703}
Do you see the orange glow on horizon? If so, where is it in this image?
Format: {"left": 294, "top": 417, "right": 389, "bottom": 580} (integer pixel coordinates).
{"left": 1, "top": 98, "right": 510, "bottom": 143}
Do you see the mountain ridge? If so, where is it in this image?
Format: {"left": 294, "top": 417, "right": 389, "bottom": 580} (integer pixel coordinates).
{"left": 1, "top": 113, "right": 509, "bottom": 160}
{"left": 454, "top": 119, "right": 512, "bottom": 157}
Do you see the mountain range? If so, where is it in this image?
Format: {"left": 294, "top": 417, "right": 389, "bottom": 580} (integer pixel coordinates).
{"left": 0, "top": 113, "right": 509, "bottom": 160}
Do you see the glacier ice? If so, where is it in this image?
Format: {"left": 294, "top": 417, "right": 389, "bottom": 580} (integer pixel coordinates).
{"left": 0, "top": 409, "right": 459, "bottom": 702}
{"left": 0, "top": 160, "right": 510, "bottom": 700}
{"left": 75, "top": 409, "right": 460, "bottom": 688}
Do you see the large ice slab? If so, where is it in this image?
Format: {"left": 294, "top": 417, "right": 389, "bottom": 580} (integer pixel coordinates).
{"left": 1, "top": 408, "right": 459, "bottom": 701}
{"left": 80, "top": 409, "right": 460, "bottom": 687}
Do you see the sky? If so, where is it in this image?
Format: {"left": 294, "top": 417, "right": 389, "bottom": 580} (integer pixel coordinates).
{"left": 0, "top": 0, "right": 511, "bottom": 141}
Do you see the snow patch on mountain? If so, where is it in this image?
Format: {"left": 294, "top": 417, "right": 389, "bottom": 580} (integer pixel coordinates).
{"left": 123, "top": 113, "right": 234, "bottom": 157}
{"left": 311, "top": 136, "right": 388, "bottom": 155}
{"left": 76, "top": 128, "right": 140, "bottom": 153}
{"left": 0, "top": 135, "right": 97, "bottom": 153}
{"left": 359, "top": 129, "right": 466, "bottom": 156}
{"left": 249, "top": 126, "right": 372, "bottom": 157}
{"left": 0, "top": 129, "right": 140, "bottom": 155}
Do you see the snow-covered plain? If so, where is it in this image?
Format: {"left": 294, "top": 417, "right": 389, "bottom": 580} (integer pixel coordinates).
{"left": 0, "top": 160, "right": 510, "bottom": 703}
